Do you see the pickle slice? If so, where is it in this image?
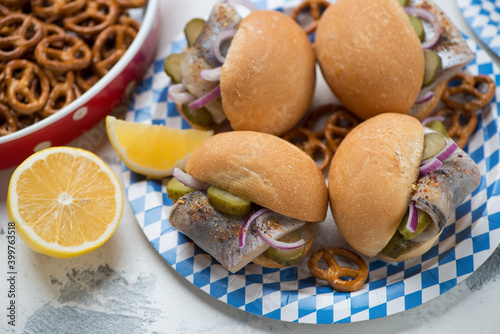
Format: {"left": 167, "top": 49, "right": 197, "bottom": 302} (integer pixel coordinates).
{"left": 398, "top": 0, "right": 409, "bottom": 5}
{"left": 263, "top": 230, "right": 305, "bottom": 266}
{"left": 422, "top": 132, "right": 447, "bottom": 160}
{"left": 184, "top": 18, "right": 206, "bottom": 47}
{"left": 425, "top": 120, "right": 449, "bottom": 138}
{"left": 181, "top": 104, "right": 214, "bottom": 128}
{"left": 423, "top": 50, "right": 443, "bottom": 87}
{"left": 397, "top": 209, "right": 433, "bottom": 240}
{"left": 408, "top": 15, "right": 425, "bottom": 42}
{"left": 167, "top": 178, "right": 195, "bottom": 202}
{"left": 381, "top": 231, "right": 408, "bottom": 259}
{"left": 164, "top": 53, "right": 183, "bottom": 84}
{"left": 207, "top": 185, "right": 252, "bottom": 216}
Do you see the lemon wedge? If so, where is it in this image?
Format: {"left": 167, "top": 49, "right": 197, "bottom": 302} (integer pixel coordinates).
{"left": 106, "top": 116, "right": 213, "bottom": 178}
{"left": 7, "top": 147, "right": 123, "bottom": 258}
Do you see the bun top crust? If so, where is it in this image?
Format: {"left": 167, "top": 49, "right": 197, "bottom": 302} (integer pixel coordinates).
{"left": 185, "top": 131, "right": 328, "bottom": 222}
{"left": 315, "top": 0, "right": 425, "bottom": 120}
{"left": 220, "top": 10, "right": 316, "bottom": 136}
{"left": 328, "top": 113, "right": 424, "bottom": 257}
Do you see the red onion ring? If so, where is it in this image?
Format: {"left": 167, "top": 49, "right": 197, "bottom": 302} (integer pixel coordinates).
{"left": 200, "top": 67, "right": 222, "bottom": 82}
{"left": 433, "top": 140, "right": 458, "bottom": 163}
{"left": 421, "top": 115, "right": 445, "bottom": 126}
{"left": 172, "top": 168, "right": 209, "bottom": 190}
{"left": 406, "top": 202, "right": 418, "bottom": 233}
{"left": 404, "top": 6, "right": 441, "bottom": 49}
{"left": 188, "top": 85, "right": 221, "bottom": 110}
{"left": 168, "top": 84, "right": 196, "bottom": 104}
{"left": 213, "top": 29, "right": 237, "bottom": 64}
{"left": 238, "top": 208, "right": 269, "bottom": 248}
{"left": 256, "top": 226, "right": 306, "bottom": 250}
{"left": 419, "top": 157, "right": 443, "bottom": 175}
{"left": 415, "top": 91, "right": 435, "bottom": 104}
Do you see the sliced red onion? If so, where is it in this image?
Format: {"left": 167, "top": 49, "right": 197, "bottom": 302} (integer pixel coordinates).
{"left": 200, "top": 67, "right": 222, "bottom": 82}
{"left": 434, "top": 140, "right": 458, "bottom": 162}
{"left": 421, "top": 115, "right": 445, "bottom": 126}
{"left": 172, "top": 168, "right": 209, "bottom": 190}
{"left": 213, "top": 29, "right": 237, "bottom": 64}
{"left": 419, "top": 157, "right": 443, "bottom": 175}
{"left": 404, "top": 6, "right": 441, "bottom": 49}
{"left": 227, "top": 0, "right": 258, "bottom": 11}
{"left": 238, "top": 208, "right": 269, "bottom": 248}
{"left": 188, "top": 85, "right": 221, "bottom": 110}
{"left": 406, "top": 202, "right": 418, "bottom": 233}
{"left": 415, "top": 91, "right": 435, "bottom": 104}
{"left": 256, "top": 227, "right": 306, "bottom": 250}
{"left": 168, "top": 84, "right": 196, "bottom": 104}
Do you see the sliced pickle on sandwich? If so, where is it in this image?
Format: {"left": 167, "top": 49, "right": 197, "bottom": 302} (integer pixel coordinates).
{"left": 423, "top": 50, "right": 443, "bottom": 87}
{"left": 425, "top": 120, "right": 449, "bottom": 137}
{"left": 398, "top": 0, "right": 409, "bottom": 6}
{"left": 381, "top": 232, "right": 407, "bottom": 259}
{"left": 263, "top": 230, "right": 306, "bottom": 266}
{"left": 207, "top": 185, "right": 252, "bottom": 216}
{"left": 167, "top": 178, "right": 195, "bottom": 202}
{"left": 164, "top": 53, "right": 183, "bottom": 84}
{"left": 422, "top": 132, "right": 447, "bottom": 160}
{"left": 181, "top": 104, "right": 215, "bottom": 128}
{"left": 397, "top": 209, "right": 432, "bottom": 240}
{"left": 184, "top": 18, "right": 206, "bottom": 47}
{"left": 408, "top": 15, "right": 425, "bottom": 42}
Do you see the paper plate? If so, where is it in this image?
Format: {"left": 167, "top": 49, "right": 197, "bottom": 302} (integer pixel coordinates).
{"left": 458, "top": 0, "right": 500, "bottom": 56}
{"left": 122, "top": 1, "right": 500, "bottom": 324}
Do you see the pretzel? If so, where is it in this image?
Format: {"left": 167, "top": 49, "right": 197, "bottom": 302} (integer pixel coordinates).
{"left": 291, "top": 0, "right": 330, "bottom": 35}
{"left": 41, "top": 70, "right": 76, "bottom": 117}
{"left": 308, "top": 247, "right": 368, "bottom": 293}
{"left": 42, "top": 23, "right": 66, "bottom": 38}
{"left": 0, "top": 0, "right": 28, "bottom": 10}
{"left": 35, "top": 33, "right": 92, "bottom": 72}
{"left": 0, "top": 101, "right": 16, "bottom": 135}
{"left": 441, "top": 72, "right": 495, "bottom": 113}
{"left": 282, "top": 127, "right": 332, "bottom": 172}
{"left": 118, "top": 13, "right": 141, "bottom": 32}
{"left": 92, "top": 24, "right": 137, "bottom": 76}
{"left": 0, "top": 14, "right": 44, "bottom": 61}
{"left": 434, "top": 107, "right": 478, "bottom": 149}
{"left": 76, "top": 65, "right": 100, "bottom": 92}
{"left": 114, "top": 0, "right": 146, "bottom": 8}
{"left": 31, "top": 0, "right": 87, "bottom": 18}
{"left": 63, "top": 0, "right": 120, "bottom": 37}
{"left": 4, "top": 59, "right": 50, "bottom": 114}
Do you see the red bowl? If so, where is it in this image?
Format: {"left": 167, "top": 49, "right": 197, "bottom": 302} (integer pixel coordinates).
{"left": 0, "top": 0, "right": 160, "bottom": 170}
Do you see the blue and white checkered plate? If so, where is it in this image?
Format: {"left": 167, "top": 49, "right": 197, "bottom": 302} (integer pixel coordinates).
{"left": 458, "top": 0, "right": 500, "bottom": 56}
{"left": 122, "top": 0, "right": 500, "bottom": 324}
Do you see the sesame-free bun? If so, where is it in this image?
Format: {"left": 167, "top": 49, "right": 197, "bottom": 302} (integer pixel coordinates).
{"left": 315, "top": 0, "right": 425, "bottom": 120}
{"left": 185, "top": 131, "right": 328, "bottom": 222}
{"left": 220, "top": 10, "right": 316, "bottom": 136}
{"left": 328, "top": 113, "right": 424, "bottom": 257}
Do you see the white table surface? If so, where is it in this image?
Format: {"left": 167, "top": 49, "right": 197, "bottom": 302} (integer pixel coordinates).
{"left": 2, "top": 1, "right": 500, "bottom": 333}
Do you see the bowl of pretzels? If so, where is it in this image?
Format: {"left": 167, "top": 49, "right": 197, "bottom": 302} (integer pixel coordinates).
{"left": 0, "top": 0, "right": 159, "bottom": 169}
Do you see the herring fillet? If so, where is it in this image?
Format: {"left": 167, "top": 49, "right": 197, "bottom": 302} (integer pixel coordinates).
{"left": 169, "top": 191, "right": 306, "bottom": 273}
{"left": 411, "top": 129, "right": 481, "bottom": 242}
{"left": 179, "top": 0, "right": 242, "bottom": 123}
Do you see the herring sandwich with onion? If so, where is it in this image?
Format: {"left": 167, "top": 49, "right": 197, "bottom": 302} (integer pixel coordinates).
{"left": 328, "top": 113, "right": 480, "bottom": 261}
{"left": 315, "top": 0, "right": 475, "bottom": 121}
{"left": 164, "top": 0, "right": 315, "bottom": 135}
{"left": 167, "top": 131, "right": 328, "bottom": 273}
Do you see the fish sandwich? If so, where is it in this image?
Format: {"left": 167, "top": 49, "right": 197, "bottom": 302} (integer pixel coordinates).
{"left": 165, "top": 0, "right": 316, "bottom": 136}
{"left": 167, "top": 131, "right": 328, "bottom": 273}
{"left": 328, "top": 113, "right": 481, "bottom": 261}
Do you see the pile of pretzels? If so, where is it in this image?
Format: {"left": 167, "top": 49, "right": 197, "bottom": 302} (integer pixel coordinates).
{"left": 0, "top": 0, "right": 145, "bottom": 137}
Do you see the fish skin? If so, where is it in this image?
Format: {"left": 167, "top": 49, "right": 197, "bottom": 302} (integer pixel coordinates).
{"left": 169, "top": 191, "right": 305, "bottom": 273}
{"left": 411, "top": 128, "right": 481, "bottom": 242}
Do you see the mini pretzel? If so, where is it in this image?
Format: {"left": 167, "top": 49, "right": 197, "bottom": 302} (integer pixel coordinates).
{"left": 41, "top": 70, "right": 76, "bottom": 117}
{"left": 76, "top": 65, "right": 100, "bottom": 92}
{"left": 291, "top": 0, "right": 330, "bottom": 35}
{"left": 0, "top": 101, "right": 16, "bottom": 135}
{"left": 0, "top": 14, "right": 44, "bottom": 61}
{"left": 31, "top": 0, "right": 87, "bottom": 18}
{"left": 35, "top": 33, "right": 92, "bottom": 72}
{"left": 92, "top": 24, "right": 137, "bottom": 76}
{"left": 308, "top": 247, "right": 368, "bottom": 293}
{"left": 441, "top": 73, "right": 495, "bottom": 113}
{"left": 435, "top": 107, "right": 478, "bottom": 149}
{"left": 118, "top": 13, "right": 141, "bottom": 31}
{"left": 63, "top": 0, "right": 120, "bottom": 37}
{"left": 14, "top": 111, "right": 41, "bottom": 130}
{"left": 282, "top": 127, "right": 332, "bottom": 172}
{"left": 0, "top": 0, "right": 28, "bottom": 10}
{"left": 4, "top": 59, "right": 50, "bottom": 114}
{"left": 114, "top": 0, "right": 146, "bottom": 8}
{"left": 42, "top": 23, "right": 66, "bottom": 38}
